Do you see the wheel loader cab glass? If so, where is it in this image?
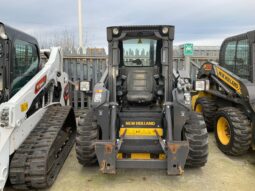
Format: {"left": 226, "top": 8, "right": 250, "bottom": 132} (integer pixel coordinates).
{"left": 221, "top": 38, "right": 251, "bottom": 81}
{"left": 11, "top": 40, "right": 39, "bottom": 96}
{"left": 224, "top": 41, "right": 236, "bottom": 69}
{"left": 123, "top": 38, "right": 157, "bottom": 67}
{"left": 236, "top": 39, "right": 250, "bottom": 79}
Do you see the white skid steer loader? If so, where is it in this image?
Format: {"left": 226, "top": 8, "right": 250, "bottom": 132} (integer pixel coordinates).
{"left": 0, "top": 22, "right": 76, "bottom": 190}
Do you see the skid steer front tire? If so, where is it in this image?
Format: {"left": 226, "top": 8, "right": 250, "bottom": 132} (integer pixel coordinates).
{"left": 195, "top": 97, "right": 217, "bottom": 131}
{"left": 214, "top": 107, "right": 252, "bottom": 156}
{"left": 76, "top": 110, "right": 98, "bottom": 166}
{"left": 184, "top": 112, "right": 208, "bottom": 167}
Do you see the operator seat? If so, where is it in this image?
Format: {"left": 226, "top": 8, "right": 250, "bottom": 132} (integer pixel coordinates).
{"left": 126, "top": 67, "right": 154, "bottom": 103}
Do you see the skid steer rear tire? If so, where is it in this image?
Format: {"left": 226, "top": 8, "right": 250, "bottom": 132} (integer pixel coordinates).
{"left": 184, "top": 112, "right": 208, "bottom": 167}
{"left": 195, "top": 97, "right": 217, "bottom": 131}
{"left": 214, "top": 107, "right": 252, "bottom": 156}
{"left": 76, "top": 110, "right": 98, "bottom": 166}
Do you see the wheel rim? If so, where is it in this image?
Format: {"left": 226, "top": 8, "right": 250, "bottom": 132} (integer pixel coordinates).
{"left": 217, "top": 117, "right": 231, "bottom": 145}
{"left": 195, "top": 104, "right": 203, "bottom": 113}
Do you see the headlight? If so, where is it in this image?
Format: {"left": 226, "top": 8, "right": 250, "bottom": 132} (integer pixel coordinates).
{"left": 80, "top": 81, "right": 90, "bottom": 92}
{"left": 162, "top": 27, "right": 169, "bottom": 34}
{"left": 113, "top": 28, "right": 119, "bottom": 35}
{"left": 195, "top": 80, "right": 210, "bottom": 91}
{"left": 0, "top": 25, "right": 7, "bottom": 40}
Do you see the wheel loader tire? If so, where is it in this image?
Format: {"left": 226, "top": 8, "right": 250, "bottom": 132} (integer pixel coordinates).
{"left": 184, "top": 112, "right": 208, "bottom": 167}
{"left": 214, "top": 107, "right": 252, "bottom": 156}
{"left": 76, "top": 110, "right": 98, "bottom": 166}
{"left": 195, "top": 97, "right": 217, "bottom": 131}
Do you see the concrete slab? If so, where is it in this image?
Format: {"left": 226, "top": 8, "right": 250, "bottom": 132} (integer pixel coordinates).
{"left": 5, "top": 133, "right": 255, "bottom": 191}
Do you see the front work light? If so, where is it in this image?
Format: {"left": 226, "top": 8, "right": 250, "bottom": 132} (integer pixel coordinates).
{"left": 195, "top": 80, "right": 210, "bottom": 91}
{"left": 162, "top": 27, "right": 169, "bottom": 34}
{"left": 80, "top": 81, "right": 90, "bottom": 92}
{"left": 113, "top": 28, "right": 119, "bottom": 35}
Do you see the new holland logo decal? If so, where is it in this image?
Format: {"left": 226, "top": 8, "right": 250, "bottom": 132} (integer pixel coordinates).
{"left": 125, "top": 121, "right": 156, "bottom": 126}
{"left": 215, "top": 67, "right": 242, "bottom": 95}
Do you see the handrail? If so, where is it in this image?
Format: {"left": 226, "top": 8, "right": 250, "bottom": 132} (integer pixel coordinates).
{"left": 190, "top": 60, "right": 201, "bottom": 69}
{"left": 99, "top": 66, "right": 108, "bottom": 84}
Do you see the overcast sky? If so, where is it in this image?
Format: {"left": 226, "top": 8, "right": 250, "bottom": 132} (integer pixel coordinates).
{"left": 1, "top": 0, "right": 255, "bottom": 48}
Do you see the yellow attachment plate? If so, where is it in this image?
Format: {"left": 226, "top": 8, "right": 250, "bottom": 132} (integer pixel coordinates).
{"left": 159, "top": 153, "right": 166, "bottom": 160}
{"left": 131, "top": 153, "right": 151, "bottom": 160}
{"left": 117, "top": 153, "right": 123, "bottom": 159}
{"left": 119, "top": 128, "right": 163, "bottom": 136}
{"left": 117, "top": 153, "right": 166, "bottom": 160}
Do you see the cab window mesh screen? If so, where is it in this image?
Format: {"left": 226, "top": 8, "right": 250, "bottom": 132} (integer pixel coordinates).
{"left": 223, "top": 41, "right": 236, "bottom": 73}
{"left": 222, "top": 39, "right": 251, "bottom": 81}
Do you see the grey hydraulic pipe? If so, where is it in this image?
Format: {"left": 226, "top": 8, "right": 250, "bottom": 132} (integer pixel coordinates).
{"left": 110, "top": 103, "right": 117, "bottom": 140}
{"left": 165, "top": 103, "right": 173, "bottom": 141}
{"left": 112, "top": 67, "right": 117, "bottom": 102}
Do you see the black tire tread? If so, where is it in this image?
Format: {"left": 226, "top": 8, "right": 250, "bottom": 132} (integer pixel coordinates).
{"left": 184, "top": 112, "right": 209, "bottom": 167}
{"left": 195, "top": 97, "right": 217, "bottom": 131}
{"left": 215, "top": 107, "right": 252, "bottom": 156}
{"left": 75, "top": 110, "right": 98, "bottom": 166}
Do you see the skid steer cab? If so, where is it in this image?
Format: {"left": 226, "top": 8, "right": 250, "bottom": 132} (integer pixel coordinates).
{"left": 0, "top": 23, "right": 41, "bottom": 101}
{"left": 76, "top": 25, "right": 208, "bottom": 175}
{"left": 193, "top": 30, "right": 255, "bottom": 156}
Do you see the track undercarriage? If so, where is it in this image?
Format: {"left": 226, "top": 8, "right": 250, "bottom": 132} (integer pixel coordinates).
{"left": 9, "top": 105, "right": 76, "bottom": 189}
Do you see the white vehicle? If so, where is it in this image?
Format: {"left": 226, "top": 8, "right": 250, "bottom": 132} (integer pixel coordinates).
{"left": 0, "top": 22, "right": 76, "bottom": 190}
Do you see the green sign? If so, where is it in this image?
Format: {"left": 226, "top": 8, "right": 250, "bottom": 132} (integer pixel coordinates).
{"left": 184, "top": 43, "right": 194, "bottom": 56}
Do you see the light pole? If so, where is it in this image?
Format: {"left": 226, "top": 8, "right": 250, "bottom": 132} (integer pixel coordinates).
{"left": 78, "top": 0, "right": 84, "bottom": 52}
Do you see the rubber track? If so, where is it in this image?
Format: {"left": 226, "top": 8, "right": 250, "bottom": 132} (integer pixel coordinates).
{"left": 9, "top": 105, "right": 76, "bottom": 189}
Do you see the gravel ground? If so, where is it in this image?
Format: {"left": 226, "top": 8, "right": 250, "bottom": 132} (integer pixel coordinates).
{"left": 5, "top": 133, "right": 255, "bottom": 191}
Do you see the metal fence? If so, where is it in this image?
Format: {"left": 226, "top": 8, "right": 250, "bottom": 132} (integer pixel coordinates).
{"left": 63, "top": 54, "right": 107, "bottom": 110}
{"left": 41, "top": 46, "right": 219, "bottom": 111}
{"left": 64, "top": 57, "right": 216, "bottom": 111}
